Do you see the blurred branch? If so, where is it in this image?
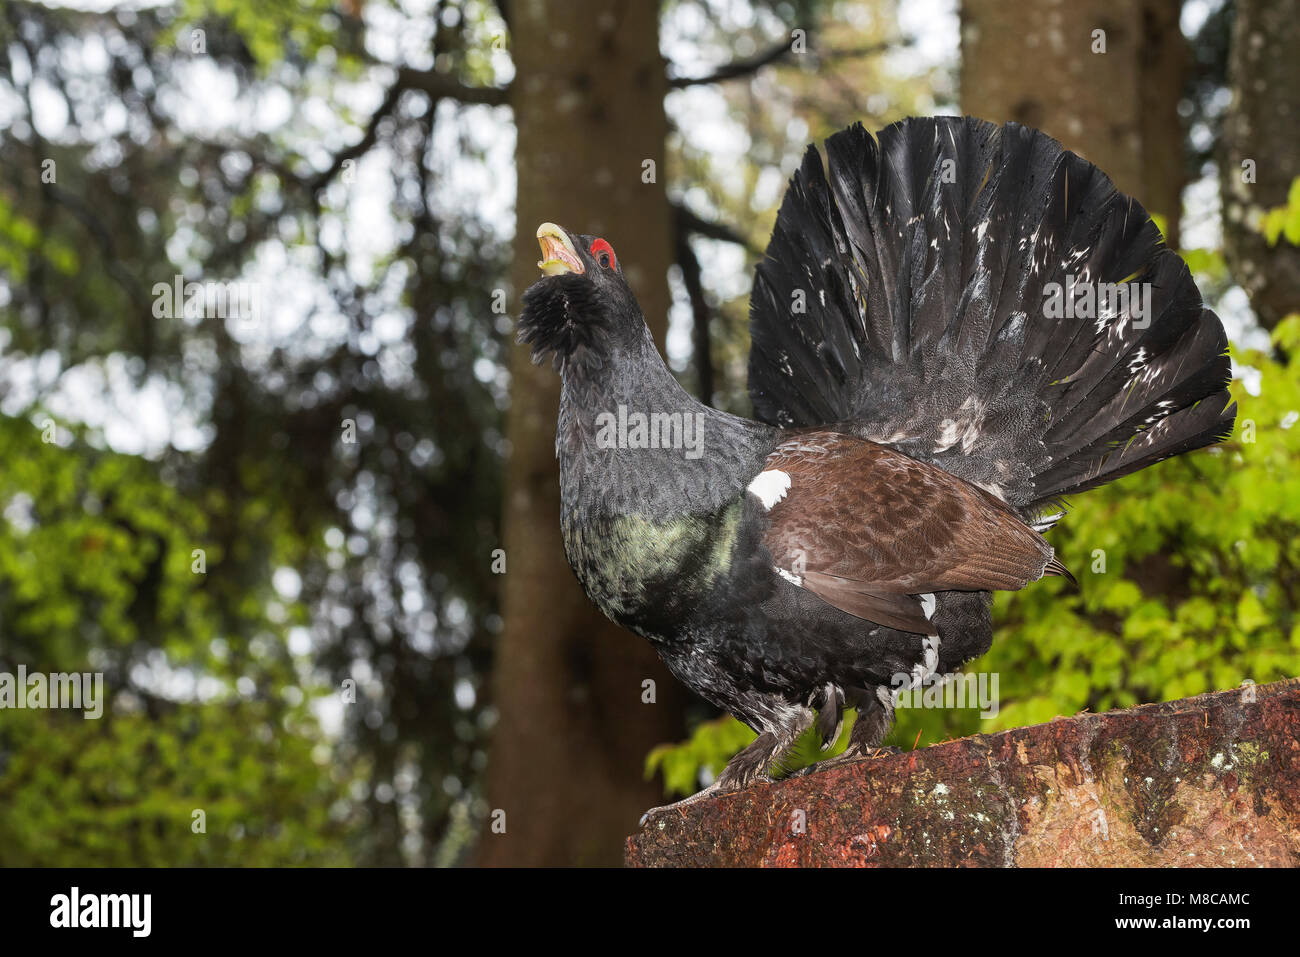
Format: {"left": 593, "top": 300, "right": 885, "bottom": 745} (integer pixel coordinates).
{"left": 42, "top": 182, "right": 151, "bottom": 315}
{"left": 674, "top": 212, "right": 714, "bottom": 403}
{"left": 671, "top": 201, "right": 757, "bottom": 254}
{"left": 670, "top": 200, "right": 756, "bottom": 402}
{"left": 308, "top": 80, "right": 407, "bottom": 192}
{"left": 670, "top": 39, "right": 794, "bottom": 88}
{"left": 669, "top": 37, "right": 906, "bottom": 89}
{"left": 306, "top": 68, "right": 509, "bottom": 194}
{"left": 395, "top": 67, "right": 510, "bottom": 105}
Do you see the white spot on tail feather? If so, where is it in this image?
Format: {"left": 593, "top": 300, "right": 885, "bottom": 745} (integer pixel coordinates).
{"left": 748, "top": 469, "right": 791, "bottom": 510}
{"left": 934, "top": 396, "right": 987, "bottom": 455}
{"left": 935, "top": 419, "right": 960, "bottom": 451}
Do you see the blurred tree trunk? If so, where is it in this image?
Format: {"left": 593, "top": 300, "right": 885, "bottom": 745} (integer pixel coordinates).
{"left": 961, "top": 0, "right": 1188, "bottom": 246}
{"left": 479, "top": 0, "right": 688, "bottom": 866}
{"left": 1219, "top": 0, "right": 1300, "bottom": 332}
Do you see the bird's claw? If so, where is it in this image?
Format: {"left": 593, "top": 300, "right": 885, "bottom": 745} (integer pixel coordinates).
{"left": 810, "top": 743, "right": 902, "bottom": 772}
{"left": 638, "top": 779, "right": 732, "bottom": 826}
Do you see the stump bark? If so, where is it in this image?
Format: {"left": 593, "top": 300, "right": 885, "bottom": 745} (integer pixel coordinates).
{"left": 626, "top": 678, "right": 1300, "bottom": 867}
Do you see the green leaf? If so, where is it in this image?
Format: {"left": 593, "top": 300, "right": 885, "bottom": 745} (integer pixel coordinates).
{"left": 1236, "top": 590, "right": 1269, "bottom": 634}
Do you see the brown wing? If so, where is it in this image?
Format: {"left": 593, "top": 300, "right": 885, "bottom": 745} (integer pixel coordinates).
{"left": 757, "top": 431, "right": 1058, "bottom": 633}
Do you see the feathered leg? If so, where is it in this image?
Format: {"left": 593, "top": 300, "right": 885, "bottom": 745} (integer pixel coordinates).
{"left": 638, "top": 705, "right": 813, "bottom": 825}
{"left": 716, "top": 707, "right": 814, "bottom": 789}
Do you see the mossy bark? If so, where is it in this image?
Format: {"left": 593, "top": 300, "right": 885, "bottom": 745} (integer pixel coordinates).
{"left": 627, "top": 678, "right": 1300, "bottom": 867}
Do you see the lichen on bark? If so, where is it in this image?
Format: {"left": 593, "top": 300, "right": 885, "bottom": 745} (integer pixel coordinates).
{"left": 627, "top": 678, "right": 1300, "bottom": 867}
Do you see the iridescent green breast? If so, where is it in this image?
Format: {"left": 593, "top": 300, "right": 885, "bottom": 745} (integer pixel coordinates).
{"left": 561, "top": 500, "right": 744, "bottom": 639}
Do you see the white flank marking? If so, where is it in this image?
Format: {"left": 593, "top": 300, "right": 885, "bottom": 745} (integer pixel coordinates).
{"left": 920, "top": 593, "right": 936, "bottom": 619}
{"left": 748, "top": 469, "right": 791, "bottom": 510}
{"left": 909, "top": 635, "right": 943, "bottom": 689}
{"left": 924, "top": 636, "right": 940, "bottom": 674}
{"left": 775, "top": 566, "right": 803, "bottom": 587}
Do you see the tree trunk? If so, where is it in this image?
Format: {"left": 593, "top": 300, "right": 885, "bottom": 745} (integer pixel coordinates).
{"left": 479, "top": 0, "right": 688, "bottom": 866}
{"left": 628, "top": 678, "right": 1300, "bottom": 866}
{"left": 961, "top": 0, "right": 1188, "bottom": 246}
{"left": 1219, "top": 0, "right": 1300, "bottom": 331}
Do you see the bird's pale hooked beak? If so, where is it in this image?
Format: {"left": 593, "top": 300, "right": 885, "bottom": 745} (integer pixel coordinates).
{"left": 536, "top": 222, "right": 584, "bottom": 276}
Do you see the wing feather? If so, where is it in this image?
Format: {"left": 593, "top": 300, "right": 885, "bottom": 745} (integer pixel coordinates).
{"left": 758, "top": 431, "right": 1056, "bottom": 631}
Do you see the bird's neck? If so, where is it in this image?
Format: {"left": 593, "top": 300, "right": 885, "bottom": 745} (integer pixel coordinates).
{"left": 560, "top": 324, "right": 698, "bottom": 419}
{"left": 556, "top": 324, "right": 774, "bottom": 519}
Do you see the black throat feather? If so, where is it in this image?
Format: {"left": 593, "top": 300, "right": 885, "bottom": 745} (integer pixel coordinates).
{"left": 518, "top": 274, "right": 611, "bottom": 375}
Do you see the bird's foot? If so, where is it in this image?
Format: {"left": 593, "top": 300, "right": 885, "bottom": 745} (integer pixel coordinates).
{"left": 800, "top": 743, "right": 901, "bottom": 774}
{"left": 638, "top": 780, "right": 728, "bottom": 826}
{"left": 638, "top": 732, "right": 784, "bottom": 827}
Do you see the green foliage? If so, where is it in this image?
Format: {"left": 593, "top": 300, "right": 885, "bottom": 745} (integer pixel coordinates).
{"left": 649, "top": 324, "right": 1300, "bottom": 798}
{"left": 1181, "top": 246, "right": 1228, "bottom": 283}
{"left": 168, "top": 0, "right": 345, "bottom": 70}
{"left": 0, "top": 415, "right": 354, "bottom": 864}
{"left": 646, "top": 714, "right": 757, "bottom": 794}
{"left": 1261, "top": 177, "right": 1300, "bottom": 248}
{"left": 0, "top": 194, "right": 79, "bottom": 282}
{"left": 0, "top": 416, "right": 212, "bottom": 657}
{"left": 0, "top": 704, "right": 348, "bottom": 867}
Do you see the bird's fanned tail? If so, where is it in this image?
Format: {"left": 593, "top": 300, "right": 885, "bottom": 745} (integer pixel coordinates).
{"left": 748, "top": 116, "right": 1235, "bottom": 520}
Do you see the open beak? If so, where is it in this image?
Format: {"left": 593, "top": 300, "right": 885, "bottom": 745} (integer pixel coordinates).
{"left": 536, "top": 222, "right": 584, "bottom": 276}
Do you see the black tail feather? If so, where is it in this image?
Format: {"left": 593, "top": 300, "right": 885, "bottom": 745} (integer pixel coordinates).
{"left": 748, "top": 116, "right": 1235, "bottom": 519}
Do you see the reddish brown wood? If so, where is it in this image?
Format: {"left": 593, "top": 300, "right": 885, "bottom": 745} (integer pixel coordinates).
{"left": 627, "top": 678, "right": 1300, "bottom": 867}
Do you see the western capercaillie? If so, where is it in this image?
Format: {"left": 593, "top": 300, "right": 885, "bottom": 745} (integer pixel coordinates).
{"left": 517, "top": 116, "right": 1235, "bottom": 799}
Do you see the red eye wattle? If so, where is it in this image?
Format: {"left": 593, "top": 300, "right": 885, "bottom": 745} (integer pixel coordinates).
{"left": 590, "top": 238, "right": 616, "bottom": 271}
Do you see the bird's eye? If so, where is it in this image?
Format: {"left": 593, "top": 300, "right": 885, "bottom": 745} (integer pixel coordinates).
{"left": 590, "top": 238, "right": 616, "bottom": 271}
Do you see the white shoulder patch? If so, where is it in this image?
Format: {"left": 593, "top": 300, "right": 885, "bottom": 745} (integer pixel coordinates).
{"left": 919, "top": 593, "right": 936, "bottom": 619}
{"left": 747, "top": 469, "right": 791, "bottom": 510}
{"left": 774, "top": 566, "right": 803, "bottom": 587}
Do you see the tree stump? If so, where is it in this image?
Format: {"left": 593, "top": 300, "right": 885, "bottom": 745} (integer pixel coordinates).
{"left": 626, "top": 678, "right": 1300, "bottom": 867}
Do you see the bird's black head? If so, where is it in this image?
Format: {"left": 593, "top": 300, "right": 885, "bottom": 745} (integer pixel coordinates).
{"left": 518, "top": 223, "right": 643, "bottom": 372}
